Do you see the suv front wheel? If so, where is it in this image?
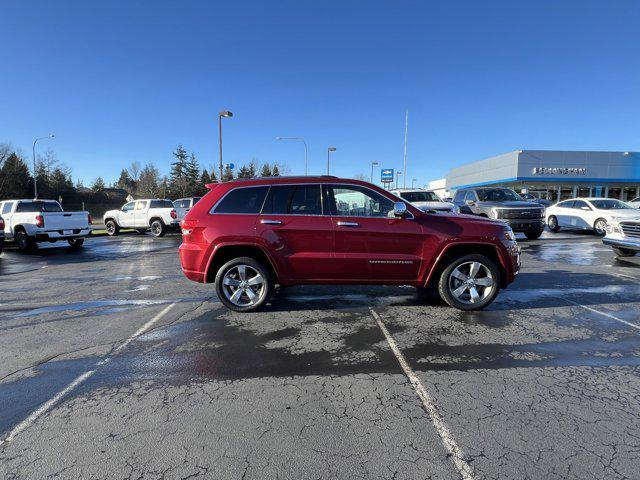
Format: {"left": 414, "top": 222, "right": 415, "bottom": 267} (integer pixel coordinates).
{"left": 215, "top": 257, "right": 273, "bottom": 312}
{"left": 438, "top": 254, "right": 500, "bottom": 311}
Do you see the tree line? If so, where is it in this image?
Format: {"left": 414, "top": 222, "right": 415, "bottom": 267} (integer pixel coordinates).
{"left": 0, "top": 142, "right": 284, "bottom": 202}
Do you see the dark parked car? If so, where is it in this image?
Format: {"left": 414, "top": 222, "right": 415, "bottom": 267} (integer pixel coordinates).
{"left": 453, "top": 187, "right": 546, "bottom": 239}
{"left": 179, "top": 177, "right": 520, "bottom": 312}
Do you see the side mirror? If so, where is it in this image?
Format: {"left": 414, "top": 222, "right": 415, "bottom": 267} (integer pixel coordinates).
{"left": 393, "top": 201, "right": 408, "bottom": 217}
{"left": 465, "top": 200, "right": 475, "bottom": 206}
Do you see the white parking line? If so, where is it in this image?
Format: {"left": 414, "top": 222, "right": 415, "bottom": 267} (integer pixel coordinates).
{"left": 370, "top": 308, "right": 475, "bottom": 480}
{"left": 558, "top": 297, "right": 640, "bottom": 331}
{"left": 0, "top": 302, "right": 176, "bottom": 446}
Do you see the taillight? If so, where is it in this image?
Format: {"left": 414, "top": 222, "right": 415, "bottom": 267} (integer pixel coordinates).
{"left": 170, "top": 209, "right": 177, "bottom": 219}
{"left": 181, "top": 219, "right": 197, "bottom": 235}
{"left": 0, "top": 218, "right": 4, "bottom": 230}
{"left": 35, "top": 215, "right": 44, "bottom": 228}
{"left": 88, "top": 214, "right": 93, "bottom": 225}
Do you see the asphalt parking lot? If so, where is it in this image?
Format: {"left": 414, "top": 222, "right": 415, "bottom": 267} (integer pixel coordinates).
{"left": 1, "top": 232, "right": 640, "bottom": 479}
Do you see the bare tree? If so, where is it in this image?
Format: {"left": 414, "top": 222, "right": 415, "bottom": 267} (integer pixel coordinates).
{"left": 127, "top": 161, "right": 141, "bottom": 182}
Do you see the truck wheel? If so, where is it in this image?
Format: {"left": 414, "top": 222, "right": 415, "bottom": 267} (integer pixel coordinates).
{"left": 524, "top": 229, "right": 544, "bottom": 240}
{"left": 105, "top": 220, "right": 119, "bottom": 236}
{"left": 67, "top": 238, "right": 85, "bottom": 249}
{"left": 150, "top": 220, "right": 166, "bottom": 237}
{"left": 438, "top": 254, "right": 500, "bottom": 311}
{"left": 215, "top": 257, "right": 273, "bottom": 312}
{"left": 547, "top": 215, "right": 560, "bottom": 232}
{"left": 136, "top": 229, "right": 147, "bottom": 235}
{"left": 593, "top": 218, "right": 607, "bottom": 236}
{"left": 15, "top": 230, "right": 36, "bottom": 252}
{"left": 613, "top": 247, "right": 637, "bottom": 257}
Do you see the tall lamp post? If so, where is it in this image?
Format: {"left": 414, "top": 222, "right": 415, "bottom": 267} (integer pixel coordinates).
{"left": 370, "top": 161, "right": 379, "bottom": 183}
{"left": 32, "top": 134, "right": 55, "bottom": 199}
{"left": 218, "top": 110, "right": 233, "bottom": 181}
{"left": 276, "top": 136, "right": 308, "bottom": 175}
{"left": 412, "top": 178, "right": 417, "bottom": 188}
{"left": 395, "top": 171, "right": 402, "bottom": 189}
{"left": 326, "top": 147, "right": 336, "bottom": 175}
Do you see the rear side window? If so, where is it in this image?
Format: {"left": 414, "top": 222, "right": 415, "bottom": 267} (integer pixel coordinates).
{"left": 213, "top": 186, "right": 269, "bottom": 214}
{"left": 260, "top": 185, "right": 323, "bottom": 215}
{"left": 2, "top": 202, "right": 13, "bottom": 214}
{"left": 16, "top": 201, "right": 62, "bottom": 213}
{"left": 261, "top": 186, "right": 295, "bottom": 214}
{"left": 150, "top": 200, "right": 174, "bottom": 208}
{"left": 192, "top": 197, "right": 202, "bottom": 205}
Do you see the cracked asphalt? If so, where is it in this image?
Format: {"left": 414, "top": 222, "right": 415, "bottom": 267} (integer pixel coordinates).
{"left": 1, "top": 232, "right": 640, "bottom": 479}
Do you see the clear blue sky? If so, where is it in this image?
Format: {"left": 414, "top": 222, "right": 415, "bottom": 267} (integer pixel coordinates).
{"left": 1, "top": 0, "right": 639, "bottom": 187}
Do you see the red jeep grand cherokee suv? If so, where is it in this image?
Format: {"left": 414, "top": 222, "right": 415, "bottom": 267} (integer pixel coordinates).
{"left": 179, "top": 177, "right": 520, "bottom": 312}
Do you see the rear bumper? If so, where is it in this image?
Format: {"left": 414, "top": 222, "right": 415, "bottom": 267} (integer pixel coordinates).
{"left": 35, "top": 228, "right": 91, "bottom": 242}
{"left": 603, "top": 237, "right": 640, "bottom": 251}
{"left": 179, "top": 241, "right": 208, "bottom": 283}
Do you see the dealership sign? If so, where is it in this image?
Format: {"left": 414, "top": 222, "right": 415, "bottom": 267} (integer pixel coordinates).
{"left": 381, "top": 168, "right": 394, "bottom": 183}
{"left": 532, "top": 167, "right": 587, "bottom": 175}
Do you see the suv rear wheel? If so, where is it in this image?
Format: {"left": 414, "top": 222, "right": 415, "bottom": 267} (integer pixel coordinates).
{"left": 438, "top": 254, "right": 500, "bottom": 311}
{"left": 215, "top": 257, "right": 273, "bottom": 312}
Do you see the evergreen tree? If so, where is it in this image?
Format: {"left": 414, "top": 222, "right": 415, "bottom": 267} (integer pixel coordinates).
{"left": 236, "top": 165, "right": 250, "bottom": 179}
{"left": 248, "top": 159, "right": 257, "bottom": 178}
{"left": 186, "top": 153, "right": 200, "bottom": 195}
{"left": 138, "top": 164, "right": 160, "bottom": 197}
{"left": 170, "top": 145, "right": 189, "bottom": 197}
{"left": 199, "top": 169, "right": 212, "bottom": 195}
{"left": 222, "top": 165, "right": 234, "bottom": 182}
{"left": 50, "top": 167, "right": 74, "bottom": 199}
{"left": 91, "top": 177, "right": 106, "bottom": 192}
{"left": 0, "top": 152, "right": 32, "bottom": 199}
{"left": 260, "top": 163, "right": 272, "bottom": 177}
{"left": 116, "top": 169, "right": 133, "bottom": 191}
{"left": 209, "top": 167, "right": 217, "bottom": 183}
{"left": 272, "top": 164, "right": 280, "bottom": 176}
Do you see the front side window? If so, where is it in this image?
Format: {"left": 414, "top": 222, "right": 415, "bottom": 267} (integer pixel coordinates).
{"left": 2, "top": 202, "right": 13, "bottom": 214}
{"left": 214, "top": 186, "right": 269, "bottom": 214}
{"left": 328, "top": 185, "right": 395, "bottom": 217}
{"left": 464, "top": 191, "right": 477, "bottom": 202}
{"left": 557, "top": 200, "right": 574, "bottom": 208}
{"left": 477, "top": 188, "right": 521, "bottom": 202}
{"left": 453, "top": 190, "right": 466, "bottom": 202}
{"left": 150, "top": 200, "right": 173, "bottom": 208}
{"left": 122, "top": 202, "right": 135, "bottom": 212}
{"left": 399, "top": 191, "right": 440, "bottom": 202}
{"left": 572, "top": 200, "right": 589, "bottom": 210}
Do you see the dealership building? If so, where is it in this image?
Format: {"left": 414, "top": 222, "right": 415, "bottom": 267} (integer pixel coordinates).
{"left": 433, "top": 150, "right": 640, "bottom": 202}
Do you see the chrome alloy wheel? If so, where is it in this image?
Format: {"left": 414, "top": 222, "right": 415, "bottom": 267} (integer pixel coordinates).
{"left": 221, "top": 264, "right": 266, "bottom": 307}
{"left": 448, "top": 261, "right": 494, "bottom": 305}
{"left": 594, "top": 219, "right": 607, "bottom": 236}
{"left": 106, "top": 221, "right": 116, "bottom": 234}
{"left": 151, "top": 221, "right": 162, "bottom": 236}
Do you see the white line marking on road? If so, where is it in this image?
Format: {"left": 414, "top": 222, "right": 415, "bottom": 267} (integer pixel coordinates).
{"left": 370, "top": 308, "right": 476, "bottom": 480}
{"left": 558, "top": 297, "right": 640, "bottom": 331}
{"left": 0, "top": 302, "right": 176, "bottom": 447}
{"left": 609, "top": 271, "right": 640, "bottom": 282}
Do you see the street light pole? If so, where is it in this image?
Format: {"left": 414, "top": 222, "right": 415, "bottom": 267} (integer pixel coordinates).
{"left": 218, "top": 110, "right": 233, "bottom": 181}
{"left": 370, "top": 162, "right": 379, "bottom": 183}
{"left": 32, "top": 134, "right": 54, "bottom": 199}
{"left": 327, "top": 147, "right": 336, "bottom": 175}
{"left": 412, "top": 178, "right": 417, "bottom": 188}
{"left": 275, "top": 137, "right": 308, "bottom": 175}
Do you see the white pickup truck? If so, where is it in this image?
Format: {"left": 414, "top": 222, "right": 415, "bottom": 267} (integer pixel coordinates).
{"left": 173, "top": 197, "right": 202, "bottom": 222}
{"left": 0, "top": 199, "right": 91, "bottom": 252}
{"left": 103, "top": 199, "right": 178, "bottom": 237}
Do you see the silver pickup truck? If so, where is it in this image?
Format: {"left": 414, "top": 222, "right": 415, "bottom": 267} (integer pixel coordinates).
{"left": 0, "top": 199, "right": 91, "bottom": 252}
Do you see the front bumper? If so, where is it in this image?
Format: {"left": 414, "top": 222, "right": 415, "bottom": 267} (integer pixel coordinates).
{"left": 603, "top": 237, "right": 640, "bottom": 252}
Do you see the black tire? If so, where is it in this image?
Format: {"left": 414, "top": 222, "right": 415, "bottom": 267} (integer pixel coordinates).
{"left": 105, "top": 219, "right": 119, "bottom": 236}
{"left": 613, "top": 247, "right": 637, "bottom": 257}
{"left": 0, "top": 239, "right": 3, "bottom": 255}
{"left": 150, "top": 219, "right": 166, "bottom": 237}
{"left": 136, "top": 229, "right": 147, "bottom": 235}
{"left": 593, "top": 218, "right": 607, "bottom": 236}
{"left": 67, "top": 238, "right": 85, "bottom": 249}
{"left": 547, "top": 215, "right": 560, "bottom": 232}
{"left": 438, "top": 254, "right": 501, "bottom": 311}
{"left": 524, "top": 229, "right": 544, "bottom": 240}
{"left": 214, "top": 256, "right": 273, "bottom": 312}
{"left": 15, "top": 230, "right": 36, "bottom": 252}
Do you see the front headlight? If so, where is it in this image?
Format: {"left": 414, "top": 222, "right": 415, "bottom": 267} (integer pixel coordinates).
{"left": 605, "top": 224, "right": 621, "bottom": 234}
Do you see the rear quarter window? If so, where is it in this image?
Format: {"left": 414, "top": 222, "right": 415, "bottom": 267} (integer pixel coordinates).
{"left": 213, "top": 186, "right": 269, "bottom": 214}
{"left": 150, "top": 200, "right": 174, "bottom": 208}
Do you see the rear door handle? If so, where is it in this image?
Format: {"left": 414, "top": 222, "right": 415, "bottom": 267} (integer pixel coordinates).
{"left": 337, "top": 221, "right": 359, "bottom": 227}
{"left": 260, "top": 219, "right": 282, "bottom": 225}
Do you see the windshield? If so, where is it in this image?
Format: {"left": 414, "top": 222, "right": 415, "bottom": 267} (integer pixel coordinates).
{"left": 399, "top": 191, "right": 440, "bottom": 202}
{"left": 477, "top": 188, "right": 522, "bottom": 202}
{"left": 590, "top": 199, "right": 632, "bottom": 210}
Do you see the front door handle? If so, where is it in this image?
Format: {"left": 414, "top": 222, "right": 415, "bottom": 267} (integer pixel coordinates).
{"left": 337, "top": 221, "right": 359, "bottom": 227}
{"left": 260, "top": 219, "right": 283, "bottom": 225}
